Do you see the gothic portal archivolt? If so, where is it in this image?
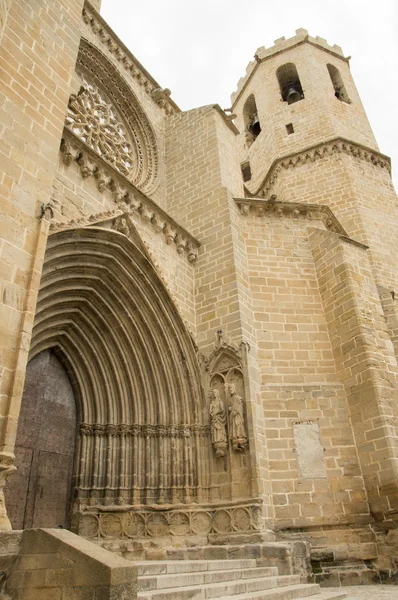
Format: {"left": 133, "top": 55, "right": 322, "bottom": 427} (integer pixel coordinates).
{"left": 27, "top": 226, "right": 210, "bottom": 516}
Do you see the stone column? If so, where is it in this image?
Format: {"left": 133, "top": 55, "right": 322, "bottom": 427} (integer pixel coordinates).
{"left": 0, "top": 0, "right": 85, "bottom": 528}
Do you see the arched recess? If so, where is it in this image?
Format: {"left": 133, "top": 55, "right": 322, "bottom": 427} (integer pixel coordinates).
{"left": 28, "top": 226, "right": 210, "bottom": 510}
{"left": 207, "top": 346, "right": 252, "bottom": 496}
{"left": 327, "top": 63, "right": 350, "bottom": 103}
{"left": 276, "top": 63, "right": 304, "bottom": 104}
{"left": 66, "top": 39, "right": 159, "bottom": 193}
{"left": 243, "top": 94, "right": 261, "bottom": 148}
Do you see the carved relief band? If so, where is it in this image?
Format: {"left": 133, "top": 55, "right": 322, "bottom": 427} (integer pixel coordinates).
{"left": 77, "top": 499, "right": 263, "bottom": 540}
{"left": 80, "top": 423, "right": 210, "bottom": 438}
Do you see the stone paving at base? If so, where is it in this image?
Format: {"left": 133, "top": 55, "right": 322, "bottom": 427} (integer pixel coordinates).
{"left": 331, "top": 586, "right": 398, "bottom": 599}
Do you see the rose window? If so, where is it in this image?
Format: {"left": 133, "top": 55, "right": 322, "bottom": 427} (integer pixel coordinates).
{"left": 66, "top": 79, "right": 134, "bottom": 178}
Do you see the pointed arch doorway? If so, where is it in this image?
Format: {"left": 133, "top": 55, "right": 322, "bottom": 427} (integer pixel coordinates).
{"left": 4, "top": 221, "right": 209, "bottom": 531}
{"left": 5, "top": 350, "right": 77, "bottom": 529}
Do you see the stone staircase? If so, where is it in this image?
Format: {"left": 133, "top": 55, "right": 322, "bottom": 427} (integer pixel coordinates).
{"left": 135, "top": 558, "right": 347, "bottom": 600}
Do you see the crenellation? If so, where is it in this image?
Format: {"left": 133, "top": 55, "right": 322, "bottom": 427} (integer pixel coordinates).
{"left": 231, "top": 29, "right": 347, "bottom": 106}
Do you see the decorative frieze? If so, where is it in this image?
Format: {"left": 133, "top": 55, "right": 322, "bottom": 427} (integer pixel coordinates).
{"left": 80, "top": 423, "right": 210, "bottom": 438}
{"left": 58, "top": 130, "right": 200, "bottom": 263}
{"left": 82, "top": 2, "right": 179, "bottom": 116}
{"left": 78, "top": 500, "right": 262, "bottom": 539}
{"left": 248, "top": 138, "right": 391, "bottom": 199}
{"left": 235, "top": 196, "right": 347, "bottom": 236}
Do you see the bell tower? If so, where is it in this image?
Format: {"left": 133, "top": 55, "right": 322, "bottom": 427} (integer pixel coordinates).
{"left": 230, "top": 29, "right": 397, "bottom": 292}
{"left": 231, "top": 29, "right": 380, "bottom": 199}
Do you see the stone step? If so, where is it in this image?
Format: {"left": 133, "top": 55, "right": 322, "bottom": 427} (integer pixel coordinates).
{"left": 138, "top": 575, "right": 306, "bottom": 600}
{"left": 135, "top": 559, "right": 259, "bottom": 575}
{"left": 139, "top": 568, "right": 283, "bottom": 591}
{"left": 138, "top": 583, "right": 325, "bottom": 600}
{"left": 218, "top": 587, "right": 346, "bottom": 600}
{"left": 313, "top": 593, "right": 346, "bottom": 600}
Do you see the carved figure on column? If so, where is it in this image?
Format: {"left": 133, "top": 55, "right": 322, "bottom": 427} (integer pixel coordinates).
{"left": 226, "top": 383, "right": 248, "bottom": 452}
{"left": 209, "top": 389, "right": 228, "bottom": 457}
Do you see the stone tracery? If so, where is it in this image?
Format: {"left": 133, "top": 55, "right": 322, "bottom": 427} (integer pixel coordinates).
{"left": 65, "top": 39, "right": 159, "bottom": 193}
{"left": 66, "top": 79, "right": 134, "bottom": 178}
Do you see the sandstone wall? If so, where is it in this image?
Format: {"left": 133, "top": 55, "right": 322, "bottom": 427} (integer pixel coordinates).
{"left": 0, "top": 0, "right": 86, "bottom": 524}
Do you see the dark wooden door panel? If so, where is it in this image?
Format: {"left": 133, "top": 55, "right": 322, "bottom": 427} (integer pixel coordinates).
{"left": 32, "top": 451, "right": 73, "bottom": 529}
{"left": 4, "top": 350, "right": 77, "bottom": 529}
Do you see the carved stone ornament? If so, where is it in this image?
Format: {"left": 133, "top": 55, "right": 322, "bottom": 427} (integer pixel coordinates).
{"left": 235, "top": 197, "right": 348, "bottom": 236}
{"left": 77, "top": 499, "right": 263, "bottom": 539}
{"left": 54, "top": 136, "right": 201, "bottom": 263}
{"left": 205, "top": 342, "right": 249, "bottom": 454}
{"left": 66, "top": 79, "right": 134, "bottom": 178}
{"left": 68, "top": 39, "right": 160, "bottom": 193}
{"left": 226, "top": 383, "right": 248, "bottom": 452}
{"left": 209, "top": 388, "right": 228, "bottom": 457}
{"left": 79, "top": 423, "right": 209, "bottom": 438}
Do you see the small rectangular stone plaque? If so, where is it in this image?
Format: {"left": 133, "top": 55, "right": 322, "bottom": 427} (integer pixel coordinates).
{"left": 293, "top": 421, "right": 327, "bottom": 479}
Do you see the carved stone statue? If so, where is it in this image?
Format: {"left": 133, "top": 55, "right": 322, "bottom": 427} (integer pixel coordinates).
{"left": 226, "top": 383, "right": 248, "bottom": 452}
{"left": 209, "top": 388, "right": 228, "bottom": 457}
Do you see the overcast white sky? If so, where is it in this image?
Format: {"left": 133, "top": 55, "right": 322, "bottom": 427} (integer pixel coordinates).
{"left": 101, "top": 0, "right": 398, "bottom": 188}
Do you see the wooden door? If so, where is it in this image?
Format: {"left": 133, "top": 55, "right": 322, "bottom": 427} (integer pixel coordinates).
{"left": 5, "top": 350, "right": 77, "bottom": 529}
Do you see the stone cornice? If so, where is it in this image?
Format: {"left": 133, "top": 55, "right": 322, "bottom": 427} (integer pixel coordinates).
{"left": 212, "top": 105, "right": 239, "bottom": 135}
{"left": 235, "top": 196, "right": 348, "bottom": 236}
{"left": 59, "top": 128, "right": 200, "bottom": 263}
{"left": 83, "top": 1, "right": 179, "bottom": 116}
{"left": 245, "top": 138, "right": 391, "bottom": 199}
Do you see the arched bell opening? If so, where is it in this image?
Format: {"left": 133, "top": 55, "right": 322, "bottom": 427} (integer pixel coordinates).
{"left": 276, "top": 63, "right": 304, "bottom": 105}
{"left": 7, "top": 226, "right": 210, "bottom": 526}
{"left": 327, "top": 63, "right": 350, "bottom": 103}
{"left": 243, "top": 94, "right": 261, "bottom": 148}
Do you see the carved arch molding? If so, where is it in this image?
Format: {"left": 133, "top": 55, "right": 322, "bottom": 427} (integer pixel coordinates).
{"left": 66, "top": 39, "right": 159, "bottom": 192}
{"left": 28, "top": 226, "right": 211, "bottom": 511}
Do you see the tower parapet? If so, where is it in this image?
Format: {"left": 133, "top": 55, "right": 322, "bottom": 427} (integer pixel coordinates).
{"left": 231, "top": 29, "right": 345, "bottom": 106}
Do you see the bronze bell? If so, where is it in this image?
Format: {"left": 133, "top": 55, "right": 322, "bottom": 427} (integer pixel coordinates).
{"left": 286, "top": 86, "right": 301, "bottom": 105}
{"left": 249, "top": 114, "right": 261, "bottom": 137}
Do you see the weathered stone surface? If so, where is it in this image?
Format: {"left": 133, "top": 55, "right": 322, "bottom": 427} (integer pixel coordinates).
{"left": 0, "top": 0, "right": 398, "bottom": 592}
{"left": 293, "top": 422, "right": 327, "bottom": 479}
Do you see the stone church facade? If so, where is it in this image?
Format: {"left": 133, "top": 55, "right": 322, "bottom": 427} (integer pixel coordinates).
{"left": 1, "top": 0, "right": 398, "bottom": 587}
